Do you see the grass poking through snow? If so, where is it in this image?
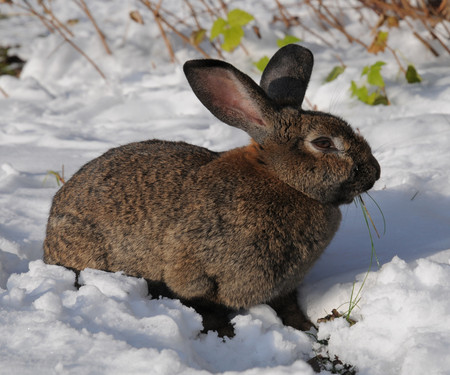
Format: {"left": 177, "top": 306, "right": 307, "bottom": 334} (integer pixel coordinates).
{"left": 344, "top": 193, "right": 385, "bottom": 324}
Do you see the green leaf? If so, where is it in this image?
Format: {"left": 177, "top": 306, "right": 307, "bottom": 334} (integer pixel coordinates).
{"left": 351, "top": 81, "right": 369, "bottom": 103}
{"left": 378, "top": 31, "right": 389, "bottom": 43}
{"left": 45, "top": 170, "right": 65, "bottom": 186}
{"left": 222, "top": 26, "right": 244, "bottom": 52}
{"left": 366, "top": 91, "right": 377, "bottom": 105}
{"left": 277, "top": 35, "right": 301, "bottom": 48}
{"left": 350, "top": 80, "right": 358, "bottom": 95}
{"left": 366, "top": 61, "right": 386, "bottom": 87}
{"left": 405, "top": 64, "right": 422, "bottom": 83}
{"left": 367, "top": 69, "right": 384, "bottom": 87}
{"left": 210, "top": 10, "right": 253, "bottom": 50}
{"left": 191, "top": 29, "right": 206, "bottom": 46}
{"left": 324, "top": 65, "right": 346, "bottom": 83}
{"left": 210, "top": 17, "right": 227, "bottom": 40}
{"left": 370, "top": 61, "right": 386, "bottom": 71}
{"left": 372, "top": 93, "right": 389, "bottom": 105}
{"left": 351, "top": 81, "right": 389, "bottom": 106}
{"left": 368, "top": 31, "right": 389, "bottom": 54}
{"left": 254, "top": 56, "right": 270, "bottom": 72}
{"left": 227, "top": 9, "right": 254, "bottom": 27}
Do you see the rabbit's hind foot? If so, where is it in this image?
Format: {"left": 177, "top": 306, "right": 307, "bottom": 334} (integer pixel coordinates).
{"left": 268, "top": 290, "right": 316, "bottom": 331}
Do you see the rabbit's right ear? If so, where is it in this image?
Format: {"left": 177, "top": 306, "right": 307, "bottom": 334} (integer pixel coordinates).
{"left": 184, "top": 59, "right": 276, "bottom": 144}
{"left": 260, "top": 44, "right": 313, "bottom": 107}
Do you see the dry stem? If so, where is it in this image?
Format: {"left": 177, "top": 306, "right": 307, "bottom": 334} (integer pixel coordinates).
{"left": 18, "top": 0, "right": 107, "bottom": 80}
{"left": 73, "top": 0, "right": 112, "bottom": 55}
{"left": 273, "top": 0, "right": 449, "bottom": 73}
{"left": 142, "top": 0, "right": 177, "bottom": 63}
{"left": 0, "top": 86, "right": 9, "bottom": 98}
{"left": 140, "top": 0, "right": 211, "bottom": 60}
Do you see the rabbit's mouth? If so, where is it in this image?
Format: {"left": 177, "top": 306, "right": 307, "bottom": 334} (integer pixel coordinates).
{"left": 335, "top": 192, "right": 362, "bottom": 205}
{"left": 335, "top": 161, "right": 380, "bottom": 205}
{"left": 334, "top": 188, "right": 370, "bottom": 205}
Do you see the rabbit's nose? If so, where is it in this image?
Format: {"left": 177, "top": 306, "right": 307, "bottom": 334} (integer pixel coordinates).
{"left": 361, "top": 156, "right": 381, "bottom": 192}
{"left": 370, "top": 155, "right": 381, "bottom": 181}
{"left": 355, "top": 155, "right": 380, "bottom": 192}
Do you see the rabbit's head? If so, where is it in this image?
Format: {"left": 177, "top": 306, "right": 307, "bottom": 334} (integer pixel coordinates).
{"left": 184, "top": 45, "right": 380, "bottom": 205}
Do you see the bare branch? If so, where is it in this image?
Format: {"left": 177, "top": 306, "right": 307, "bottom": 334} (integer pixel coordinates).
{"left": 0, "top": 86, "right": 9, "bottom": 98}
{"left": 20, "top": 0, "right": 107, "bottom": 80}
{"left": 73, "top": 0, "right": 112, "bottom": 55}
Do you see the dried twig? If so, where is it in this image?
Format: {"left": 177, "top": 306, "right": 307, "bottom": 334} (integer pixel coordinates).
{"left": 140, "top": 0, "right": 211, "bottom": 60}
{"left": 8, "top": 0, "right": 449, "bottom": 76}
{"left": 159, "top": 12, "right": 211, "bottom": 58}
{"left": 141, "top": 0, "right": 177, "bottom": 62}
{"left": 413, "top": 30, "right": 440, "bottom": 56}
{"left": 73, "top": 0, "right": 112, "bottom": 55}
{"left": 418, "top": 18, "right": 450, "bottom": 54}
{"left": 217, "top": 0, "right": 228, "bottom": 14}
{"left": 274, "top": 0, "right": 292, "bottom": 28}
{"left": 272, "top": 1, "right": 334, "bottom": 47}
{"left": 17, "top": 0, "right": 107, "bottom": 80}
{"left": 358, "top": 0, "right": 449, "bottom": 56}
{"left": 184, "top": 0, "right": 202, "bottom": 29}
{"left": 52, "top": 29, "right": 107, "bottom": 80}
{"left": 0, "top": 86, "right": 9, "bottom": 98}
{"left": 198, "top": 0, "right": 223, "bottom": 20}
{"left": 386, "top": 45, "right": 406, "bottom": 73}
{"left": 305, "top": 0, "right": 369, "bottom": 49}
{"left": 272, "top": 0, "right": 448, "bottom": 74}
{"left": 35, "top": 0, "right": 74, "bottom": 37}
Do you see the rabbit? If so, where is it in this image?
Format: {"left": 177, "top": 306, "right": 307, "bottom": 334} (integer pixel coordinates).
{"left": 44, "top": 44, "right": 380, "bottom": 337}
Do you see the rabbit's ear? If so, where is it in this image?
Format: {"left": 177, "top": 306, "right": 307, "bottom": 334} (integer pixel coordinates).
{"left": 184, "top": 59, "right": 276, "bottom": 144}
{"left": 260, "top": 44, "right": 313, "bottom": 107}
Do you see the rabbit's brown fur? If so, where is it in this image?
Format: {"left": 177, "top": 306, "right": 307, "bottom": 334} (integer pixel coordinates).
{"left": 44, "top": 45, "right": 380, "bottom": 336}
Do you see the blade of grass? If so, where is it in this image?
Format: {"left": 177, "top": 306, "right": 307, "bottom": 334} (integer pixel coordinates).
{"left": 359, "top": 196, "right": 380, "bottom": 238}
{"left": 345, "top": 194, "right": 384, "bottom": 322}
{"left": 366, "top": 192, "right": 386, "bottom": 235}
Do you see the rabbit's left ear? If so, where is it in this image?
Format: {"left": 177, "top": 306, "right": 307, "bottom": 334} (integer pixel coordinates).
{"left": 184, "top": 59, "right": 276, "bottom": 144}
{"left": 260, "top": 44, "right": 313, "bottom": 108}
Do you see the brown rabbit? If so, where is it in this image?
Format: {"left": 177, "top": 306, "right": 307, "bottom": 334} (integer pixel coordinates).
{"left": 44, "top": 45, "right": 380, "bottom": 337}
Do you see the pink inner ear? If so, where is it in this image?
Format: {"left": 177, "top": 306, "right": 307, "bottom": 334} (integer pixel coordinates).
{"left": 207, "top": 71, "right": 267, "bottom": 127}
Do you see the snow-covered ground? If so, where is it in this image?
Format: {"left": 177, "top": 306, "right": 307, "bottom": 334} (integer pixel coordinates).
{"left": 0, "top": 1, "right": 449, "bottom": 374}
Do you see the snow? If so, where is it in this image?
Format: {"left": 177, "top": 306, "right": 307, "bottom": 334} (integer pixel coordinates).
{"left": 1, "top": 1, "right": 450, "bottom": 374}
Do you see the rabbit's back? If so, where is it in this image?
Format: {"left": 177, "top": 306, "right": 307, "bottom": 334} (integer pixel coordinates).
{"left": 44, "top": 140, "right": 219, "bottom": 280}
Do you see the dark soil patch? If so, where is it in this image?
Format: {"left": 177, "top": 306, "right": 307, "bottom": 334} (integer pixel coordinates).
{"left": 0, "top": 45, "right": 25, "bottom": 77}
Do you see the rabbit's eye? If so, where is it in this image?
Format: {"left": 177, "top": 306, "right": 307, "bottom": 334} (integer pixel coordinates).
{"left": 311, "top": 137, "right": 337, "bottom": 152}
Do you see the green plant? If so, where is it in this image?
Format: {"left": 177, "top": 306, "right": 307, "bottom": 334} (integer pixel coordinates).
{"left": 405, "top": 64, "right": 422, "bottom": 83}
{"left": 368, "top": 30, "right": 389, "bottom": 54}
{"left": 344, "top": 194, "right": 385, "bottom": 323}
{"left": 253, "top": 35, "right": 301, "bottom": 72}
{"left": 351, "top": 61, "right": 389, "bottom": 105}
{"left": 44, "top": 168, "right": 66, "bottom": 186}
{"left": 253, "top": 56, "right": 270, "bottom": 72}
{"left": 276, "top": 35, "right": 301, "bottom": 48}
{"left": 324, "top": 65, "right": 346, "bottom": 83}
{"left": 210, "top": 9, "right": 254, "bottom": 52}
